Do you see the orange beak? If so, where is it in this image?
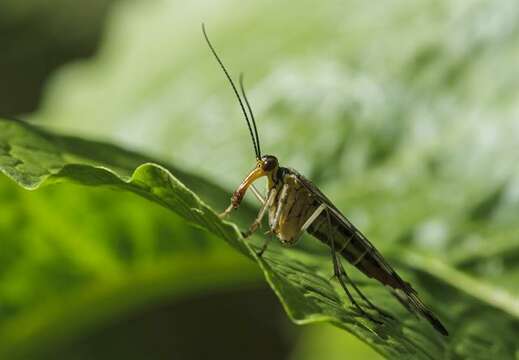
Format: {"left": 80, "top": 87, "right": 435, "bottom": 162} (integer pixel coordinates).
{"left": 231, "top": 166, "right": 266, "bottom": 208}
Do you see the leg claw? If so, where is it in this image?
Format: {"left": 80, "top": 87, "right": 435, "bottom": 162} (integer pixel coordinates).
{"left": 372, "top": 307, "right": 394, "bottom": 320}
{"left": 244, "top": 223, "right": 260, "bottom": 238}
{"left": 219, "top": 204, "right": 234, "bottom": 219}
{"left": 355, "top": 309, "right": 383, "bottom": 325}
{"left": 255, "top": 249, "right": 266, "bottom": 258}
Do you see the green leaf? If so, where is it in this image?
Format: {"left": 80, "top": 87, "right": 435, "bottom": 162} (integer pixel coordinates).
{"left": 0, "top": 118, "right": 263, "bottom": 358}
{"left": 2, "top": 117, "right": 519, "bottom": 359}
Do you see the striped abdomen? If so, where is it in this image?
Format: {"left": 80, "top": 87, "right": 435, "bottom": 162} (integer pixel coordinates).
{"left": 307, "top": 208, "right": 448, "bottom": 336}
{"left": 307, "top": 211, "right": 408, "bottom": 291}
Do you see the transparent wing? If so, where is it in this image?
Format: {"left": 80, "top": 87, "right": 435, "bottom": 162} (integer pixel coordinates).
{"left": 286, "top": 167, "right": 448, "bottom": 335}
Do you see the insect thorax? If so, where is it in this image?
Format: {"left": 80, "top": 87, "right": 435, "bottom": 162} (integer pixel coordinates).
{"left": 268, "top": 169, "right": 320, "bottom": 246}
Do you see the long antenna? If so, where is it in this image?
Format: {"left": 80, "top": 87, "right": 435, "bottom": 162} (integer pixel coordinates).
{"left": 202, "top": 23, "right": 260, "bottom": 159}
{"left": 239, "top": 73, "right": 261, "bottom": 158}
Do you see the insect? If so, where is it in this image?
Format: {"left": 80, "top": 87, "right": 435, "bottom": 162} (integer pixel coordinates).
{"left": 202, "top": 24, "right": 448, "bottom": 337}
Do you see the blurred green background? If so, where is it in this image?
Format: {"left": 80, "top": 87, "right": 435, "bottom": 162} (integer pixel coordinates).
{"left": 1, "top": 0, "right": 519, "bottom": 359}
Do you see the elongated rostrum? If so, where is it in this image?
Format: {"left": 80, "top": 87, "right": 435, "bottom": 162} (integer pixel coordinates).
{"left": 203, "top": 24, "right": 448, "bottom": 337}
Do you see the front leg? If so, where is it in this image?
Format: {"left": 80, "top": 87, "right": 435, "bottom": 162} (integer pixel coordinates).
{"left": 254, "top": 183, "right": 289, "bottom": 257}
{"left": 243, "top": 187, "right": 278, "bottom": 238}
{"left": 219, "top": 203, "right": 235, "bottom": 218}
{"left": 220, "top": 184, "right": 265, "bottom": 219}
{"left": 219, "top": 187, "right": 253, "bottom": 218}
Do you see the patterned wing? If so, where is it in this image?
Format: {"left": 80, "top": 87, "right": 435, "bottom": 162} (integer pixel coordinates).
{"left": 287, "top": 168, "right": 448, "bottom": 336}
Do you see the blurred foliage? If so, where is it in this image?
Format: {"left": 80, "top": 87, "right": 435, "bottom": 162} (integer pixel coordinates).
{"left": 1, "top": 0, "right": 519, "bottom": 358}
{"left": 290, "top": 324, "right": 384, "bottom": 360}
{"left": 0, "top": 0, "right": 119, "bottom": 115}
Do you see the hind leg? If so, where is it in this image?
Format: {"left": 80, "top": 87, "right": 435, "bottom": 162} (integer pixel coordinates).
{"left": 335, "top": 255, "right": 394, "bottom": 320}
{"left": 325, "top": 210, "right": 382, "bottom": 324}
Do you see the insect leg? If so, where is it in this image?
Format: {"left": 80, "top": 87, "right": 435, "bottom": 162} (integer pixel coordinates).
{"left": 253, "top": 183, "right": 289, "bottom": 257}
{"left": 243, "top": 187, "right": 278, "bottom": 238}
{"left": 285, "top": 203, "right": 326, "bottom": 244}
{"left": 250, "top": 184, "right": 266, "bottom": 204}
{"left": 220, "top": 204, "right": 234, "bottom": 218}
{"left": 256, "top": 230, "right": 273, "bottom": 257}
{"left": 271, "top": 183, "right": 289, "bottom": 228}
{"left": 336, "top": 255, "right": 394, "bottom": 319}
{"left": 325, "top": 209, "right": 382, "bottom": 324}
{"left": 220, "top": 185, "right": 265, "bottom": 219}
{"left": 264, "top": 187, "right": 328, "bottom": 251}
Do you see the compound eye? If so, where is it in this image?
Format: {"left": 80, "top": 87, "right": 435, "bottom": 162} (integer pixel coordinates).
{"left": 262, "top": 157, "right": 277, "bottom": 171}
